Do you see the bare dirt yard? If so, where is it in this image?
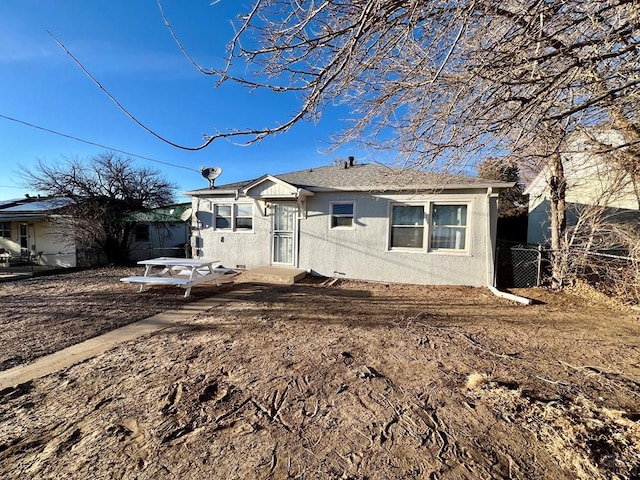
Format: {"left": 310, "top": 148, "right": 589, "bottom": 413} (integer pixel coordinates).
{"left": 0, "top": 268, "right": 639, "bottom": 479}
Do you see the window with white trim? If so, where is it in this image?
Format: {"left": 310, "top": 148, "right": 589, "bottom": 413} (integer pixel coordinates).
{"left": 214, "top": 203, "right": 253, "bottom": 231}
{"left": 215, "top": 205, "right": 232, "bottom": 229}
{"left": 429, "top": 204, "right": 468, "bottom": 250}
{"left": 234, "top": 204, "right": 253, "bottom": 230}
{"left": 330, "top": 202, "right": 354, "bottom": 228}
{"left": 390, "top": 204, "right": 424, "bottom": 248}
{"left": 0, "top": 222, "right": 10, "bottom": 239}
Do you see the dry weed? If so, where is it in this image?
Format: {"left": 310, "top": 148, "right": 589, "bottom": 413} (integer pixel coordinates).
{"left": 466, "top": 372, "right": 490, "bottom": 390}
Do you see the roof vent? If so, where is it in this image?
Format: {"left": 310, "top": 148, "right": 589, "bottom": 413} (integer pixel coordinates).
{"left": 348, "top": 156, "right": 355, "bottom": 167}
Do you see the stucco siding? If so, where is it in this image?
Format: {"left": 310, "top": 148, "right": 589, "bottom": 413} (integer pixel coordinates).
{"left": 298, "top": 192, "right": 489, "bottom": 286}
{"left": 192, "top": 190, "right": 493, "bottom": 286}
{"left": 192, "top": 197, "right": 272, "bottom": 269}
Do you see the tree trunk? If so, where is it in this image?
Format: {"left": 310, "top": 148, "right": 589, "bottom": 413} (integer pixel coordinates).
{"left": 549, "top": 151, "right": 567, "bottom": 287}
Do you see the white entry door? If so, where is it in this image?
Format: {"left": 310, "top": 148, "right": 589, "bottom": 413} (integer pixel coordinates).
{"left": 271, "top": 203, "right": 297, "bottom": 266}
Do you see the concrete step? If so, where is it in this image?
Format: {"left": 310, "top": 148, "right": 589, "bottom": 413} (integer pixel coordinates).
{"left": 236, "top": 267, "right": 307, "bottom": 285}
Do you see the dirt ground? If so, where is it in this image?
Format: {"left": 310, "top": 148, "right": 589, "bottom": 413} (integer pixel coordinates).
{"left": 0, "top": 268, "right": 639, "bottom": 479}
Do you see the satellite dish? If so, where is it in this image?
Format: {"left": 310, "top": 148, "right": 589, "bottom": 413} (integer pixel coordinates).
{"left": 201, "top": 166, "right": 223, "bottom": 188}
{"left": 180, "top": 207, "right": 193, "bottom": 222}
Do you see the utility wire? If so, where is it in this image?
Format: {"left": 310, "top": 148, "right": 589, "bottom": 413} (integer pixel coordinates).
{"left": 48, "top": 30, "right": 217, "bottom": 151}
{"left": 0, "top": 113, "right": 199, "bottom": 172}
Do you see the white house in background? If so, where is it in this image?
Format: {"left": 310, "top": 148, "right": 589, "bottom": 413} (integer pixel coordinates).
{"left": 125, "top": 203, "right": 191, "bottom": 262}
{"left": 525, "top": 130, "right": 640, "bottom": 245}
{"left": 185, "top": 162, "right": 514, "bottom": 287}
{"left": 0, "top": 196, "right": 77, "bottom": 267}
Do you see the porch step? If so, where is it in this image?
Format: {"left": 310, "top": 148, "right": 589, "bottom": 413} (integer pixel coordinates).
{"left": 236, "top": 267, "right": 307, "bottom": 285}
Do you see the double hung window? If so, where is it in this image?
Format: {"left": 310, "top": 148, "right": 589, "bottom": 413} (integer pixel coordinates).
{"left": 234, "top": 204, "right": 253, "bottom": 230}
{"left": 389, "top": 202, "right": 469, "bottom": 251}
{"left": 215, "top": 204, "right": 253, "bottom": 231}
{"left": 390, "top": 205, "right": 425, "bottom": 248}
{"left": 430, "top": 204, "right": 467, "bottom": 250}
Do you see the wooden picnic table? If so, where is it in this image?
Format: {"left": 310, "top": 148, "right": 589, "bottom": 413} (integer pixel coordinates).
{"left": 120, "top": 257, "right": 222, "bottom": 297}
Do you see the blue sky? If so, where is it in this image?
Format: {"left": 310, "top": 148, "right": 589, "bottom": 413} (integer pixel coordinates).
{"left": 0, "top": 1, "right": 363, "bottom": 202}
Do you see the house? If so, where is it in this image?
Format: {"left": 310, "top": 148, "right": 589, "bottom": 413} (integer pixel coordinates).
{"left": 185, "top": 162, "right": 514, "bottom": 287}
{"left": 0, "top": 195, "right": 77, "bottom": 267}
{"left": 124, "top": 203, "right": 191, "bottom": 262}
{"left": 525, "top": 130, "right": 640, "bottom": 246}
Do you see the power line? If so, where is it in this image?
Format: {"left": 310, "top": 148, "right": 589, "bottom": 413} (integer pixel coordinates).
{"left": 48, "top": 31, "right": 217, "bottom": 151}
{"left": 0, "top": 113, "right": 199, "bottom": 172}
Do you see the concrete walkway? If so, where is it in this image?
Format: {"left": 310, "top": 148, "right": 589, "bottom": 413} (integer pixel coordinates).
{"left": 0, "top": 285, "right": 263, "bottom": 391}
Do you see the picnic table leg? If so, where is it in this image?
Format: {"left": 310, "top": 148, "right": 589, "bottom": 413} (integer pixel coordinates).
{"left": 138, "top": 265, "right": 154, "bottom": 292}
{"left": 181, "top": 267, "right": 198, "bottom": 297}
{"left": 205, "top": 264, "right": 221, "bottom": 286}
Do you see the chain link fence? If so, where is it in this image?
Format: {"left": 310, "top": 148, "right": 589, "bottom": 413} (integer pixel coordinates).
{"left": 496, "top": 242, "right": 638, "bottom": 302}
{"left": 496, "top": 241, "right": 550, "bottom": 288}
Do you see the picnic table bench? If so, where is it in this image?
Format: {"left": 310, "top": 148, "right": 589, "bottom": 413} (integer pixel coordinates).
{"left": 120, "top": 257, "right": 223, "bottom": 297}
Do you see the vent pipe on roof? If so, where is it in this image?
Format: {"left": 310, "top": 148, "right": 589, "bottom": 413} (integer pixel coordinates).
{"left": 348, "top": 156, "right": 355, "bottom": 167}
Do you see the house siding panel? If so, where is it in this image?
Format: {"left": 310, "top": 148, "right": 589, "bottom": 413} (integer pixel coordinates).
{"left": 192, "top": 190, "right": 493, "bottom": 286}
{"left": 298, "top": 192, "right": 489, "bottom": 286}
{"left": 191, "top": 197, "right": 271, "bottom": 270}
{"left": 249, "top": 180, "right": 295, "bottom": 198}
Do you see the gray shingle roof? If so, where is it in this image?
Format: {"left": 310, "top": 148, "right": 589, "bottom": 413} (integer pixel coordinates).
{"left": 187, "top": 163, "right": 513, "bottom": 194}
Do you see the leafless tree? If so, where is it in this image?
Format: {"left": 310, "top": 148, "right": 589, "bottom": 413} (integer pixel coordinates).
{"left": 555, "top": 166, "right": 640, "bottom": 302}
{"left": 188, "top": 1, "right": 635, "bottom": 161}
{"left": 20, "top": 152, "right": 176, "bottom": 265}
{"left": 158, "top": 1, "right": 640, "bottom": 287}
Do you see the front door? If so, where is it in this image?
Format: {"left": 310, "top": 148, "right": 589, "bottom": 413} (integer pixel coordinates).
{"left": 271, "top": 203, "right": 297, "bottom": 266}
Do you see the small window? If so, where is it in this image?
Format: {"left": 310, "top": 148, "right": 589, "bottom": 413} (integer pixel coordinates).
{"left": 215, "top": 205, "right": 232, "bottom": 229}
{"left": 430, "top": 204, "right": 468, "bottom": 250}
{"left": 0, "top": 222, "right": 10, "bottom": 239}
{"left": 331, "top": 202, "right": 354, "bottom": 228}
{"left": 214, "top": 203, "right": 253, "bottom": 231}
{"left": 235, "top": 204, "right": 253, "bottom": 230}
{"left": 390, "top": 205, "right": 424, "bottom": 248}
{"left": 134, "top": 224, "right": 150, "bottom": 242}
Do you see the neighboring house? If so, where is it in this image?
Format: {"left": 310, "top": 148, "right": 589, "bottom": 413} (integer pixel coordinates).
{"left": 125, "top": 203, "right": 191, "bottom": 262}
{"left": 525, "top": 130, "right": 640, "bottom": 246}
{"left": 185, "top": 162, "right": 514, "bottom": 287}
{"left": 0, "top": 195, "right": 77, "bottom": 267}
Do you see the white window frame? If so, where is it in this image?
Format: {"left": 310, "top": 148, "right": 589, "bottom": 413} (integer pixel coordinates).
{"left": 329, "top": 201, "right": 355, "bottom": 229}
{"left": 387, "top": 201, "right": 472, "bottom": 254}
{"left": 388, "top": 203, "right": 426, "bottom": 251}
{"left": 428, "top": 202, "right": 470, "bottom": 253}
{"left": 214, "top": 203, "right": 253, "bottom": 232}
{"left": 214, "top": 204, "right": 232, "bottom": 230}
{"left": 234, "top": 204, "right": 253, "bottom": 231}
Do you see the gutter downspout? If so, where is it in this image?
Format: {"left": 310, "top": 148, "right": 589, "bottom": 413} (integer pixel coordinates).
{"left": 485, "top": 187, "right": 533, "bottom": 305}
{"left": 296, "top": 188, "right": 307, "bottom": 219}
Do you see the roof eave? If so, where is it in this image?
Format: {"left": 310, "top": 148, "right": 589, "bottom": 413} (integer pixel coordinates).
{"left": 184, "top": 188, "right": 240, "bottom": 196}
{"left": 306, "top": 182, "right": 515, "bottom": 193}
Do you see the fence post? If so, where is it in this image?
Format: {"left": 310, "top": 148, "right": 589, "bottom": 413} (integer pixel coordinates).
{"left": 536, "top": 245, "right": 543, "bottom": 286}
